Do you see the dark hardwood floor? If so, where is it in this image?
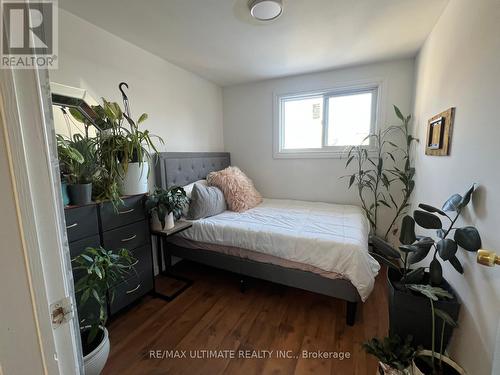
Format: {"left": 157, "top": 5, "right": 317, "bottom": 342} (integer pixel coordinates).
{"left": 103, "top": 261, "right": 388, "bottom": 375}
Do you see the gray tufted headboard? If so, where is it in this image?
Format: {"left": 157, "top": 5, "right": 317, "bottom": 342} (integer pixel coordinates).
{"left": 155, "top": 152, "right": 231, "bottom": 189}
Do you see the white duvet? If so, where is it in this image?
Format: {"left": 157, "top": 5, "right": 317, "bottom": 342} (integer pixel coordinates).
{"left": 178, "top": 199, "right": 380, "bottom": 301}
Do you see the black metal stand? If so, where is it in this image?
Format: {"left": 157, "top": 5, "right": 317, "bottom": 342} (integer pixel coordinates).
{"left": 152, "top": 232, "right": 193, "bottom": 302}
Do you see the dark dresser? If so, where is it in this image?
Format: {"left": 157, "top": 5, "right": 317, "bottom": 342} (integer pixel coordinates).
{"left": 64, "top": 194, "right": 153, "bottom": 316}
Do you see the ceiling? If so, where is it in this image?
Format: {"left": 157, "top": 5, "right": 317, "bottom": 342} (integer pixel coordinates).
{"left": 60, "top": 0, "right": 449, "bottom": 86}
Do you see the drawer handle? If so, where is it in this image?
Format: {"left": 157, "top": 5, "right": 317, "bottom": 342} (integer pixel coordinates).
{"left": 118, "top": 208, "right": 135, "bottom": 215}
{"left": 121, "top": 234, "right": 137, "bottom": 242}
{"left": 126, "top": 283, "right": 141, "bottom": 294}
{"left": 66, "top": 223, "right": 78, "bottom": 229}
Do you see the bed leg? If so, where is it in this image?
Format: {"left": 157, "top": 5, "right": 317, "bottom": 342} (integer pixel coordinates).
{"left": 239, "top": 278, "right": 247, "bottom": 293}
{"left": 346, "top": 301, "right": 357, "bottom": 326}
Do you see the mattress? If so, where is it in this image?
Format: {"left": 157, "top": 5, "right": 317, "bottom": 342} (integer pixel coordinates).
{"left": 176, "top": 198, "right": 380, "bottom": 301}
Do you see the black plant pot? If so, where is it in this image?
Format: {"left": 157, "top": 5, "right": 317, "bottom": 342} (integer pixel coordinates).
{"left": 68, "top": 183, "right": 92, "bottom": 206}
{"left": 387, "top": 268, "right": 460, "bottom": 350}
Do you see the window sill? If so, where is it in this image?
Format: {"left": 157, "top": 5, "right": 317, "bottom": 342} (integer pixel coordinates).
{"left": 273, "top": 149, "right": 378, "bottom": 160}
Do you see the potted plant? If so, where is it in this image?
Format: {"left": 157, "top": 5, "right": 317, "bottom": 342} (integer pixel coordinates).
{"left": 363, "top": 334, "right": 418, "bottom": 375}
{"left": 371, "top": 185, "right": 481, "bottom": 350}
{"left": 408, "top": 285, "right": 465, "bottom": 375}
{"left": 70, "top": 95, "right": 163, "bottom": 205}
{"left": 57, "top": 134, "right": 100, "bottom": 205}
{"left": 72, "top": 246, "right": 136, "bottom": 375}
{"left": 145, "top": 186, "right": 189, "bottom": 230}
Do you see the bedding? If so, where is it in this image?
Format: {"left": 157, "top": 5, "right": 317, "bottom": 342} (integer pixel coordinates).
{"left": 176, "top": 198, "right": 380, "bottom": 301}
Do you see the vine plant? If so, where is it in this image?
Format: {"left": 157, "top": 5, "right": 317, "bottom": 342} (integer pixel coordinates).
{"left": 344, "top": 105, "right": 418, "bottom": 240}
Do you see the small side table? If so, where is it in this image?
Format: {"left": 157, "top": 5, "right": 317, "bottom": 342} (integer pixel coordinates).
{"left": 151, "top": 220, "right": 193, "bottom": 301}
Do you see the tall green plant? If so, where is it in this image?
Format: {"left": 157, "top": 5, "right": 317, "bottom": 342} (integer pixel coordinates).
{"left": 344, "top": 106, "right": 417, "bottom": 239}
{"left": 72, "top": 246, "right": 136, "bottom": 345}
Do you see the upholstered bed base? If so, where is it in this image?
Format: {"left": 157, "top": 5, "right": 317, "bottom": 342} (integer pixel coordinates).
{"left": 155, "top": 152, "right": 361, "bottom": 325}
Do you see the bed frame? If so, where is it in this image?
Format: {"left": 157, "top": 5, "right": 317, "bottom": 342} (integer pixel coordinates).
{"left": 155, "top": 152, "right": 361, "bottom": 325}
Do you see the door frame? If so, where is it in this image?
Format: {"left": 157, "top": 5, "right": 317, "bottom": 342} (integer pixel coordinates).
{"left": 0, "top": 16, "right": 82, "bottom": 375}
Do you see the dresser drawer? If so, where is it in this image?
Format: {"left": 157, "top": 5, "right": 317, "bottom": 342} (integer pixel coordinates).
{"left": 68, "top": 235, "right": 101, "bottom": 258}
{"left": 111, "top": 244, "right": 153, "bottom": 284}
{"left": 100, "top": 195, "right": 146, "bottom": 231}
{"left": 109, "top": 270, "right": 153, "bottom": 315}
{"left": 65, "top": 205, "right": 99, "bottom": 242}
{"left": 102, "top": 221, "right": 149, "bottom": 252}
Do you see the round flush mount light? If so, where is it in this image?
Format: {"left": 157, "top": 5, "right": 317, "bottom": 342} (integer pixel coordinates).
{"left": 249, "top": 0, "right": 283, "bottom": 21}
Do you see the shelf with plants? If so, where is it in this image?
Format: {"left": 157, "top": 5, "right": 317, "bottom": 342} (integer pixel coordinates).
{"left": 56, "top": 85, "right": 164, "bottom": 208}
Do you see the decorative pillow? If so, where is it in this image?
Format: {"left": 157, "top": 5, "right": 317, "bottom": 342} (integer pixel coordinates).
{"left": 187, "top": 183, "right": 226, "bottom": 220}
{"left": 207, "top": 166, "right": 262, "bottom": 212}
{"left": 183, "top": 179, "right": 207, "bottom": 199}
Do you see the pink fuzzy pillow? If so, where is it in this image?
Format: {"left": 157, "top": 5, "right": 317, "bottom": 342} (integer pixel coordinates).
{"left": 207, "top": 166, "right": 263, "bottom": 212}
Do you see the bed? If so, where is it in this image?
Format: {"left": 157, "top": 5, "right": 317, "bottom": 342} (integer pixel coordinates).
{"left": 155, "top": 152, "right": 380, "bottom": 325}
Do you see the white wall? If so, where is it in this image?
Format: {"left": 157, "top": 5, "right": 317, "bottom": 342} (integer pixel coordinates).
{"left": 412, "top": 1, "right": 500, "bottom": 374}
{"left": 223, "top": 59, "right": 415, "bottom": 232}
{"left": 50, "top": 9, "right": 224, "bottom": 152}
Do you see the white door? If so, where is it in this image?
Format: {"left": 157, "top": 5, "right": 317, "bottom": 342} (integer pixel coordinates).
{"left": 0, "top": 55, "right": 82, "bottom": 375}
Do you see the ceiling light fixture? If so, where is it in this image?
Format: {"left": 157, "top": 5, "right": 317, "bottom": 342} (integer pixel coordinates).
{"left": 249, "top": 0, "right": 283, "bottom": 21}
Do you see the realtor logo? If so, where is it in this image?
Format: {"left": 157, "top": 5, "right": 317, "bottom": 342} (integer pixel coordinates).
{"left": 1, "top": 0, "right": 58, "bottom": 68}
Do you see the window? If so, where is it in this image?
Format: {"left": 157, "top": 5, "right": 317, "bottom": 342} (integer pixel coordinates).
{"left": 275, "top": 85, "right": 379, "bottom": 158}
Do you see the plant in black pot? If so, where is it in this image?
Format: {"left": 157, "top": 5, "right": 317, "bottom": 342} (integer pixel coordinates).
{"left": 371, "top": 185, "right": 481, "bottom": 351}
{"left": 145, "top": 186, "right": 189, "bottom": 231}
{"left": 72, "top": 246, "right": 136, "bottom": 375}
{"left": 57, "top": 134, "right": 100, "bottom": 206}
{"left": 363, "top": 334, "right": 418, "bottom": 375}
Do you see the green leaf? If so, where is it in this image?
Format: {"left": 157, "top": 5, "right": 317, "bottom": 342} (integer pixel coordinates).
{"left": 371, "top": 236, "right": 401, "bottom": 259}
{"left": 448, "top": 255, "right": 464, "bottom": 274}
{"left": 437, "top": 239, "right": 458, "bottom": 260}
{"left": 345, "top": 155, "right": 355, "bottom": 167}
{"left": 399, "top": 245, "right": 418, "bottom": 253}
{"left": 408, "top": 284, "right": 453, "bottom": 301}
{"left": 435, "top": 308, "right": 458, "bottom": 328}
{"left": 137, "top": 113, "right": 148, "bottom": 124}
{"left": 399, "top": 215, "right": 416, "bottom": 245}
{"left": 68, "top": 108, "right": 87, "bottom": 123}
{"left": 429, "top": 258, "right": 443, "bottom": 285}
{"left": 454, "top": 226, "right": 482, "bottom": 252}
{"left": 413, "top": 210, "right": 442, "bottom": 230}
{"left": 348, "top": 174, "right": 355, "bottom": 188}
{"left": 369, "top": 251, "right": 401, "bottom": 272}
{"left": 418, "top": 203, "right": 446, "bottom": 216}
{"left": 442, "top": 193, "right": 463, "bottom": 212}
{"left": 408, "top": 237, "right": 433, "bottom": 264}
{"left": 459, "top": 184, "right": 475, "bottom": 208}
{"left": 394, "top": 105, "right": 405, "bottom": 121}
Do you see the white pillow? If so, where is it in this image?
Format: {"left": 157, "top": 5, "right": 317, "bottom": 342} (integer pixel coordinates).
{"left": 183, "top": 179, "right": 207, "bottom": 199}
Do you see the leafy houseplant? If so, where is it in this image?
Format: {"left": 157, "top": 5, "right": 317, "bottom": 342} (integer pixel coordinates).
{"left": 70, "top": 95, "right": 164, "bottom": 205}
{"left": 145, "top": 186, "right": 189, "bottom": 230}
{"left": 371, "top": 185, "right": 481, "bottom": 351}
{"left": 57, "top": 134, "right": 100, "bottom": 205}
{"left": 408, "top": 285, "right": 464, "bottom": 375}
{"left": 72, "top": 246, "right": 136, "bottom": 374}
{"left": 345, "top": 106, "right": 417, "bottom": 239}
{"left": 363, "top": 335, "right": 418, "bottom": 375}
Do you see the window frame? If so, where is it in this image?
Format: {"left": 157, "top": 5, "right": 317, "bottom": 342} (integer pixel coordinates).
{"left": 273, "top": 81, "right": 382, "bottom": 159}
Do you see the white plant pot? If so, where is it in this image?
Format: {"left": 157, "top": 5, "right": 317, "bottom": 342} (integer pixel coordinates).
{"left": 151, "top": 211, "right": 175, "bottom": 231}
{"left": 83, "top": 327, "right": 110, "bottom": 375}
{"left": 412, "top": 350, "right": 466, "bottom": 375}
{"left": 120, "top": 162, "right": 149, "bottom": 195}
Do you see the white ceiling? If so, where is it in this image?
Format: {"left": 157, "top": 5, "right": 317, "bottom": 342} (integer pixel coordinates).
{"left": 60, "top": 0, "right": 449, "bottom": 86}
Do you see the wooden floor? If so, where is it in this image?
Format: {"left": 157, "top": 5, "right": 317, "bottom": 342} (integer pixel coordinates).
{"left": 103, "top": 261, "right": 388, "bottom": 375}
